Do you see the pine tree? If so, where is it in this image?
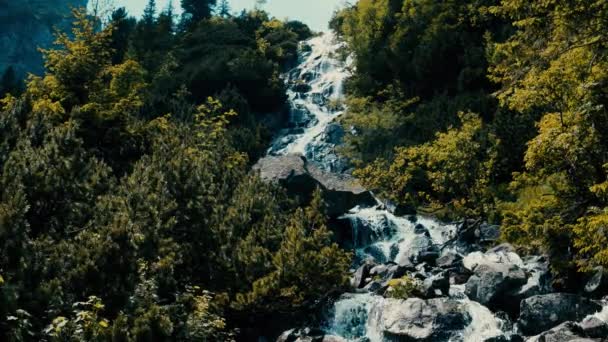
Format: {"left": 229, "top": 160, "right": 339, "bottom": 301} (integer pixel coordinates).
{"left": 143, "top": 0, "right": 157, "bottom": 26}
{"left": 0, "top": 66, "right": 21, "bottom": 97}
{"left": 218, "top": 0, "right": 231, "bottom": 18}
{"left": 181, "top": 0, "right": 217, "bottom": 22}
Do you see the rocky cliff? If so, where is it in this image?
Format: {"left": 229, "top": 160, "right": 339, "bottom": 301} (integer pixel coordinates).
{"left": 0, "top": 0, "right": 88, "bottom": 78}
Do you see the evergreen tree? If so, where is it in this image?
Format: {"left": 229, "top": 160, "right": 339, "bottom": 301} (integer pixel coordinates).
{"left": 218, "top": 0, "right": 231, "bottom": 18}
{"left": 143, "top": 0, "right": 157, "bottom": 26}
{"left": 181, "top": 0, "right": 217, "bottom": 22}
{"left": 0, "top": 66, "right": 22, "bottom": 97}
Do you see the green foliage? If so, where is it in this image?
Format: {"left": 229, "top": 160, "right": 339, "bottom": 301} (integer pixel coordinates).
{"left": 385, "top": 276, "right": 421, "bottom": 300}
{"left": 488, "top": 0, "right": 608, "bottom": 279}
{"left": 0, "top": 7, "right": 331, "bottom": 341}
{"left": 235, "top": 190, "right": 351, "bottom": 316}
{"left": 181, "top": 0, "right": 217, "bottom": 22}
{"left": 355, "top": 112, "right": 499, "bottom": 218}
{"left": 334, "top": 0, "right": 608, "bottom": 286}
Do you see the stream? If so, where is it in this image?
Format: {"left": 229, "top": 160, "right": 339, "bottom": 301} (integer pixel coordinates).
{"left": 268, "top": 33, "right": 608, "bottom": 342}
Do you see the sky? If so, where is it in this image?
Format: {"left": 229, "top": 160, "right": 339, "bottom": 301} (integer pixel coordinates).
{"left": 114, "top": 0, "right": 347, "bottom": 31}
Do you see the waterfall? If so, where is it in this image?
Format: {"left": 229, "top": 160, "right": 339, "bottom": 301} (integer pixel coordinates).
{"left": 266, "top": 32, "right": 608, "bottom": 341}
{"left": 268, "top": 32, "right": 351, "bottom": 172}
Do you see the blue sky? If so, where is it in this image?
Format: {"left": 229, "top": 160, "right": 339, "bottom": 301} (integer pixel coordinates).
{"left": 114, "top": 0, "right": 347, "bottom": 31}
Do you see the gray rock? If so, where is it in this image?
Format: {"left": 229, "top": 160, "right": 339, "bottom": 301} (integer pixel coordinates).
{"left": 518, "top": 293, "right": 602, "bottom": 335}
{"left": 436, "top": 251, "right": 463, "bottom": 268}
{"left": 463, "top": 251, "right": 527, "bottom": 312}
{"left": 585, "top": 267, "right": 608, "bottom": 297}
{"left": 289, "top": 104, "right": 317, "bottom": 128}
{"left": 276, "top": 328, "right": 347, "bottom": 342}
{"left": 422, "top": 271, "right": 450, "bottom": 298}
{"left": 369, "top": 264, "right": 389, "bottom": 277}
{"left": 348, "top": 214, "right": 396, "bottom": 248}
{"left": 253, "top": 154, "right": 374, "bottom": 216}
{"left": 525, "top": 322, "right": 598, "bottom": 342}
{"left": 293, "top": 82, "right": 312, "bottom": 93}
{"left": 415, "top": 246, "right": 440, "bottom": 265}
{"left": 367, "top": 297, "right": 471, "bottom": 341}
{"left": 488, "top": 243, "right": 517, "bottom": 254}
{"left": 352, "top": 261, "right": 375, "bottom": 289}
{"left": 578, "top": 316, "right": 608, "bottom": 338}
{"left": 476, "top": 223, "right": 501, "bottom": 244}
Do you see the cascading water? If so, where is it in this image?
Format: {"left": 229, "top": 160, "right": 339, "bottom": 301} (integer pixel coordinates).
{"left": 269, "top": 33, "right": 608, "bottom": 341}
{"left": 268, "top": 33, "right": 351, "bottom": 172}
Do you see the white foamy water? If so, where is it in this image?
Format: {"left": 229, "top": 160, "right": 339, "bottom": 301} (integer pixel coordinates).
{"left": 342, "top": 203, "right": 457, "bottom": 264}
{"left": 268, "top": 32, "right": 351, "bottom": 170}
{"left": 271, "top": 33, "right": 520, "bottom": 342}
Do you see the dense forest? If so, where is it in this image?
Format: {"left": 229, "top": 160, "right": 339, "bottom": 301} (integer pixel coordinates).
{"left": 2, "top": 0, "right": 608, "bottom": 340}
{"left": 0, "top": 1, "right": 350, "bottom": 340}
{"left": 332, "top": 0, "right": 608, "bottom": 288}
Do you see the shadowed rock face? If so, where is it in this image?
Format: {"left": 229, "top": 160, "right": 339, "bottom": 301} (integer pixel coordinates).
{"left": 0, "top": 0, "right": 88, "bottom": 77}
{"left": 517, "top": 293, "right": 603, "bottom": 336}
{"left": 252, "top": 154, "right": 374, "bottom": 216}
{"left": 367, "top": 297, "right": 472, "bottom": 341}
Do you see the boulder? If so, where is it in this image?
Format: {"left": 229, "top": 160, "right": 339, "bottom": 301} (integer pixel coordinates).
{"left": 476, "top": 223, "right": 501, "bottom": 244}
{"left": 463, "top": 250, "right": 527, "bottom": 312}
{"left": 584, "top": 267, "right": 608, "bottom": 297}
{"left": 578, "top": 316, "right": 608, "bottom": 338}
{"left": 293, "top": 82, "right": 312, "bottom": 93}
{"left": 488, "top": 243, "right": 517, "bottom": 254}
{"left": 415, "top": 246, "right": 440, "bottom": 265}
{"left": 507, "top": 256, "right": 552, "bottom": 313}
{"left": 422, "top": 271, "right": 450, "bottom": 298}
{"left": 436, "top": 251, "right": 463, "bottom": 269}
{"left": 347, "top": 214, "right": 396, "bottom": 248}
{"left": 367, "top": 297, "right": 471, "bottom": 341}
{"left": 351, "top": 261, "right": 375, "bottom": 289}
{"left": 525, "top": 322, "right": 598, "bottom": 342}
{"left": 307, "top": 163, "right": 375, "bottom": 215}
{"left": 276, "top": 328, "right": 347, "bottom": 342}
{"left": 253, "top": 154, "right": 374, "bottom": 216}
{"left": 289, "top": 104, "right": 317, "bottom": 128}
{"left": 518, "top": 293, "right": 602, "bottom": 335}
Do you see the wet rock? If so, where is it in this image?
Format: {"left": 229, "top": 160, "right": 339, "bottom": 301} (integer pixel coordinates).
{"left": 277, "top": 328, "right": 347, "bottom": 342}
{"left": 311, "top": 92, "right": 327, "bottom": 106}
{"left": 369, "top": 264, "right": 389, "bottom": 277}
{"left": 436, "top": 251, "right": 463, "bottom": 269}
{"left": 518, "top": 293, "right": 602, "bottom": 335}
{"left": 585, "top": 267, "right": 608, "bottom": 297}
{"left": 451, "top": 266, "right": 473, "bottom": 285}
{"left": 422, "top": 271, "right": 450, "bottom": 298}
{"left": 363, "top": 280, "right": 385, "bottom": 294}
{"left": 463, "top": 250, "right": 527, "bottom": 313}
{"left": 253, "top": 154, "right": 374, "bottom": 216}
{"left": 293, "top": 82, "right": 312, "bottom": 93}
{"left": 379, "top": 199, "right": 416, "bottom": 217}
{"left": 507, "top": 256, "right": 552, "bottom": 314}
{"left": 476, "top": 223, "right": 501, "bottom": 244}
{"left": 525, "top": 321, "right": 596, "bottom": 342}
{"left": 323, "top": 123, "right": 344, "bottom": 145}
{"left": 362, "top": 245, "right": 387, "bottom": 263}
{"left": 488, "top": 243, "right": 517, "bottom": 254}
{"left": 578, "top": 316, "right": 608, "bottom": 338}
{"left": 368, "top": 297, "right": 471, "bottom": 341}
{"left": 348, "top": 214, "right": 396, "bottom": 248}
{"left": 289, "top": 104, "right": 317, "bottom": 128}
{"left": 351, "top": 261, "right": 375, "bottom": 289}
{"left": 414, "top": 224, "right": 430, "bottom": 236}
{"left": 415, "top": 246, "right": 440, "bottom": 265}
{"left": 301, "top": 71, "right": 315, "bottom": 82}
